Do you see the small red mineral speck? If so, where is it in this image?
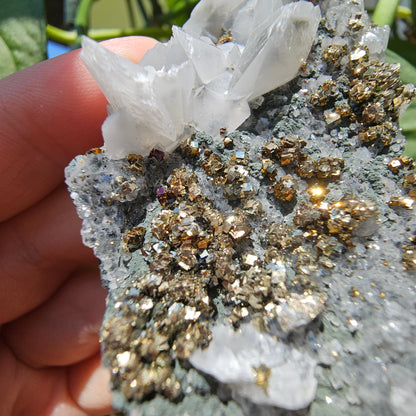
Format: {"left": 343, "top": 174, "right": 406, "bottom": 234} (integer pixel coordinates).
{"left": 149, "top": 148, "right": 166, "bottom": 160}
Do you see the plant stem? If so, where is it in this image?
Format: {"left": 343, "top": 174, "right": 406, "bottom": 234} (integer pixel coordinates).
{"left": 46, "top": 24, "right": 171, "bottom": 45}
{"left": 412, "top": 0, "right": 416, "bottom": 25}
{"left": 150, "top": 0, "right": 163, "bottom": 25}
{"left": 397, "top": 6, "right": 412, "bottom": 23}
{"left": 75, "top": 0, "right": 96, "bottom": 36}
{"left": 136, "top": 0, "right": 149, "bottom": 26}
{"left": 88, "top": 26, "right": 172, "bottom": 41}
{"left": 46, "top": 25, "right": 76, "bottom": 44}
{"left": 158, "top": 1, "right": 198, "bottom": 24}
{"left": 126, "top": 0, "right": 137, "bottom": 27}
{"left": 372, "top": 0, "right": 401, "bottom": 26}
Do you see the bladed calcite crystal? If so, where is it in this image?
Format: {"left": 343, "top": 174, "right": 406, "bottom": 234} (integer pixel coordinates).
{"left": 66, "top": 0, "right": 416, "bottom": 415}
{"left": 81, "top": 0, "right": 320, "bottom": 158}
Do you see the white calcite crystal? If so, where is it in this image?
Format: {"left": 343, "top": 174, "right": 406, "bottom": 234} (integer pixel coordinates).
{"left": 190, "top": 323, "right": 317, "bottom": 410}
{"left": 81, "top": 0, "right": 320, "bottom": 158}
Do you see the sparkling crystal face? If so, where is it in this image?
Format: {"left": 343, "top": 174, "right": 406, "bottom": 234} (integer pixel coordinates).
{"left": 66, "top": 0, "right": 416, "bottom": 414}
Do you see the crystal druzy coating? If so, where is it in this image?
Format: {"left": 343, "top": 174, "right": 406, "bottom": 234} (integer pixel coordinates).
{"left": 66, "top": 0, "right": 416, "bottom": 415}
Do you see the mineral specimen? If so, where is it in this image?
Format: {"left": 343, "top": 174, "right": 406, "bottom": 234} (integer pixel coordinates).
{"left": 66, "top": 0, "right": 416, "bottom": 415}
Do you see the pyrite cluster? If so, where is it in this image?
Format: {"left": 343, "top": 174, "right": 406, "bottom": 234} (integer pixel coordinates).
{"left": 102, "top": 125, "right": 380, "bottom": 404}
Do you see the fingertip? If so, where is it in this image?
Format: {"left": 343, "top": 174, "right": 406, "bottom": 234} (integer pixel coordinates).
{"left": 69, "top": 35, "right": 158, "bottom": 87}
{"left": 0, "top": 35, "right": 157, "bottom": 221}
{"left": 68, "top": 354, "right": 114, "bottom": 415}
{"left": 3, "top": 266, "right": 105, "bottom": 367}
{"left": 97, "top": 36, "right": 158, "bottom": 64}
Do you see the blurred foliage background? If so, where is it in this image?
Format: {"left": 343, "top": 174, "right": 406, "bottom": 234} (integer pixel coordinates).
{"left": 0, "top": 0, "right": 415, "bottom": 158}
{"left": 44, "top": 0, "right": 199, "bottom": 45}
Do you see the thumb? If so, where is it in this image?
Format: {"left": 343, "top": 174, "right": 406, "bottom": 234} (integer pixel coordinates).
{"left": 0, "top": 36, "right": 157, "bottom": 222}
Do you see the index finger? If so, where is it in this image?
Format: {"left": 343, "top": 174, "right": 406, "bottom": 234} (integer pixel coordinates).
{"left": 0, "top": 36, "right": 156, "bottom": 222}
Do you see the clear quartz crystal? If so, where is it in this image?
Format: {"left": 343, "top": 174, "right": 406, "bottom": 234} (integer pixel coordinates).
{"left": 81, "top": 0, "right": 320, "bottom": 158}
{"left": 359, "top": 25, "right": 390, "bottom": 59}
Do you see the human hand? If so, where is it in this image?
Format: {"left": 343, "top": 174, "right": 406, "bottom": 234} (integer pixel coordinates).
{"left": 0, "top": 36, "right": 156, "bottom": 416}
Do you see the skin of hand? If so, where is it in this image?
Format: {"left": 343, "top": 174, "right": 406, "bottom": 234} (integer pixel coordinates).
{"left": 0, "top": 36, "right": 156, "bottom": 416}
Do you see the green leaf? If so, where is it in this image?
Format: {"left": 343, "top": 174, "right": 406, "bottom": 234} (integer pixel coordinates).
{"left": 405, "top": 128, "right": 416, "bottom": 159}
{"left": 400, "top": 104, "right": 416, "bottom": 132}
{"left": 163, "top": 0, "right": 199, "bottom": 26}
{"left": 388, "top": 38, "right": 416, "bottom": 69}
{"left": 0, "top": 0, "right": 46, "bottom": 79}
{"left": 412, "top": 0, "right": 416, "bottom": 26}
{"left": 401, "top": 104, "right": 416, "bottom": 160}
{"left": 372, "top": 0, "right": 400, "bottom": 26}
{"left": 385, "top": 48, "right": 416, "bottom": 159}
{"left": 0, "top": 35, "right": 16, "bottom": 77}
{"left": 165, "top": 0, "right": 185, "bottom": 10}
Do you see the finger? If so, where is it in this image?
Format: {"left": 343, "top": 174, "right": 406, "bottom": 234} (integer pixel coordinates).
{"left": 0, "top": 36, "right": 157, "bottom": 222}
{"left": 0, "top": 340, "right": 96, "bottom": 416}
{"left": 3, "top": 266, "right": 106, "bottom": 368}
{"left": 0, "top": 185, "right": 96, "bottom": 324}
{"left": 68, "top": 353, "right": 113, "bottom": 415}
